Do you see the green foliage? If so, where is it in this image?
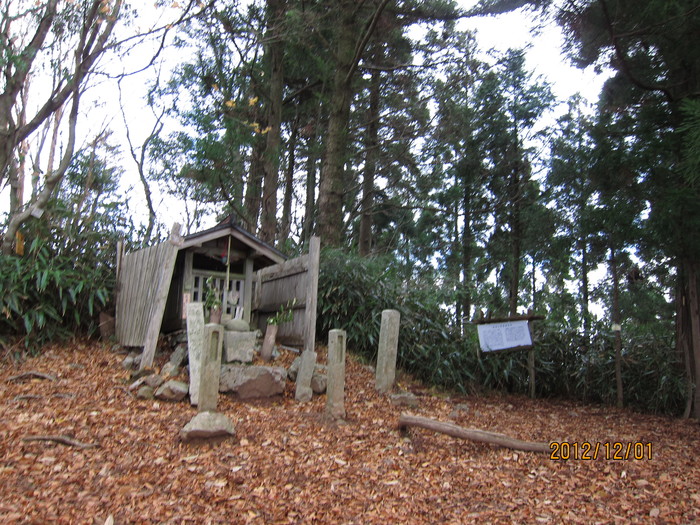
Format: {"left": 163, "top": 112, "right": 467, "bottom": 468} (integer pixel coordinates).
{"left": 204, "top": 277, "right": 222, "bottom": 312}
{"left": 0, "top": 237, "right": 112, "bottom": 351}
{"left": 317, "top": 249, "right": 686, "bottom": 415}
{"left": 1, "top": 140, "right": 135, "bottom": 353}
{"left": 267, "top": 299, "right": 296, "bottom": 326}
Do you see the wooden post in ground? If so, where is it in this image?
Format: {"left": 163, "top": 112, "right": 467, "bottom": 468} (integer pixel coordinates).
{"left": 243, "top": 257, "right": 254, "bottom": 324}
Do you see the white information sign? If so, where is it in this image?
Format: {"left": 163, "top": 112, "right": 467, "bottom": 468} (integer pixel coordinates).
{"left": 477, "top": 320, "right": 532, "bottom": 352}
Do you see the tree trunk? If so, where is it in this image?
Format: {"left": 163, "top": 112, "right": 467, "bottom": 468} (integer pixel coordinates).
{"left": 280, "top": 118, "right": 298, "bottom": 247}
{"left": 259, "top": 0, "right": 286, "bottom": 244}
{"left": 302, "top": 133, "right": 318, "bottom": 247}
{"left": 684, "top": 260, "right": 700, "bottom": 419}
{"left": 317, "top": 1, "right": 355, "bottom": 248}
{"left": 461, "top": 192, "right": 473, "bottom": 332}
{"left": 244, "top": 139, "right": 265, "bottom": 234}
{"left": 317, "top": 0, "right": 391, "bottom": 248}
{"left": 609, "top": 244, "right": 624, "bottom": 409}
{"left": 359, "top": 62, "right": 381, "bottom": 256}
{"left": 452, "top": 202, "right": 462, "bottom": 329}
{"left": 508, "top": 161, "right": 522, "bottom": 316}
{"left": 579, "top": 233, "right": 591, "bottom": 351}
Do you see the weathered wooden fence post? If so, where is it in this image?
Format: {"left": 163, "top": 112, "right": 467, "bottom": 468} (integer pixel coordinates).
{"left": 376, "top": 309, "right": 400, "bottom": 393}
{"left": 325, "top": 329, "right": 347, "bottom": 419}
{"left": 139, "top": 223, "right": 182, "bottom": 370}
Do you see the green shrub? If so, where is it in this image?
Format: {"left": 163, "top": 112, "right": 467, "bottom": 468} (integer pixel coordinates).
{"left": 316, "top": 249, "right": 688, "bottom": 415}
{"left": 0, "top": 237, "right": 112, "bottom": 351}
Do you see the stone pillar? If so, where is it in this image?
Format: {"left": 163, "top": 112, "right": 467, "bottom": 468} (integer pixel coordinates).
{"left": 186, "top": 302, "right": 205, "bottom": 406}
{"left": 325, "top": 329, "right": 346, "bottom": 419}
{"left": 295, "top": 349, "right": 317, "bottom": 402}
{"left": 198, "top": 323, "right": 224, "bottom": 412}
{"left": 375, "top": 309, "right": 400, "bottom": 393}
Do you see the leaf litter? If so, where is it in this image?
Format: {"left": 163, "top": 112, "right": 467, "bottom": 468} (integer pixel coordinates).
{"left": 0, "top": 340, "right": 698, "bottom": 524}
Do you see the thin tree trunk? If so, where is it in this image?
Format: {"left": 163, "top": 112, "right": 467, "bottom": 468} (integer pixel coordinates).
{"left": 244, "top": 139, "right": 265, "bottom": 234}
{"left": 461, "top": 189, "right": 473, "bottom": 332}
{"left": 280, "top": 118, "right": 298, "bottom": 247}
{"left": 610, "top": 244, "right": 623, "bottom": 409}
{"left": 302, "top": 134, "right": 318, "bottom": 247}
{"left": 453, "top": 202, "right": 462, "bottom": 329}
{"left": 359, "top": 63, "right": 381, "bottom": 256}
{"left": 579, "top": 234, "right": 591, "bottom": 351}
{"left": 508, "top": 164, "right": 522, "bottom": 316}
{"left": 676, "top": 273, "right": 693, "bottom": 419}
{"left": 685, "top": 260, "right": 700, "bottom": 418}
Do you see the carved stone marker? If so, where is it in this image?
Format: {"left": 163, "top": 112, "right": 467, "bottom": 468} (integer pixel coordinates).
{"left": 295, "top": 349, "right": 317, "bottom": 402}
{"left": 325, "top": 329, "right": 346, "bottom": 419}
{"left": 375, "top": 309, "right": 400, "bottom": 393}
{"left": 198, "top": 323, "right": 224, "bottom": 412}
{"left": 186, "top": 302, "right": 205, "bottom": 406}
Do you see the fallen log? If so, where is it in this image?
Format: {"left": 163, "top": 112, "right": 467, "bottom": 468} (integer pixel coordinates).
{"left": 398, "top": 414, "right": 550, "bottom": 453}
{"left": 22, "top": 435, "right": 99, "bottom": 449}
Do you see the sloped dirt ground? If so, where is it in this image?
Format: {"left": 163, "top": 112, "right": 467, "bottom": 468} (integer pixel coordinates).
{"left": 0, "top": 340, "right": 699, "bottom": 524}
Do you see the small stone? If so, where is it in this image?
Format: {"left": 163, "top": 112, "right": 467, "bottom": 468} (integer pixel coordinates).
{"left": 311, "top": 373, "right": 327, "bottom": 394}
{"left": 161, "top": 362, "right": 180, "bottom": 378}
{"left": 224, "top": 318, "right": 250, "bottom": 332}
{"left": 130, "top": 367, "right": 154, "bottom": 381}
{"left": 287, "top": 356, "right": 301, "bottom": 381}
{"left": 180, "top": 411, "right": 236, "bottom": 442}
{"left": 144, "top": 374, "right": 164, "bottom": 389}
{"left": 121, "top": 355, "right": 135, "bottom": 369}
{"left": 154, "top": 380, "right": 189, "bottom": 401}
{"left": 129, "top": 376, "right": 147, "bottom": 391}
{"left": 390, "top": 392, "right": 419, "bottom": 408}
{"left": 219, "top": 365, "right": 286, "bottom": 399}
{"left": 136, "top": 386, "right": 154, "bottom": 400}
{"left": 169, "top": 344, "right": 188, "bottom": 367}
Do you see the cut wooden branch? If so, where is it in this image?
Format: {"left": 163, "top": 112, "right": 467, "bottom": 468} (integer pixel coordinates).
{"left": 13, "top": 394, "right": 42, "bottom": 401}
{"left": 398, "top": 414, "right": 550, "bottom": 453}
{"left": 21, "top": 435, "right": 99, "bottom": 449}
{"left": 7, "top": 371, "right": 57, "bottom": 382}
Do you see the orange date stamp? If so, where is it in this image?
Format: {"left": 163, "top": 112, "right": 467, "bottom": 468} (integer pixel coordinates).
{"left": 549, "top": 441, "right": 653, "bottom": 460}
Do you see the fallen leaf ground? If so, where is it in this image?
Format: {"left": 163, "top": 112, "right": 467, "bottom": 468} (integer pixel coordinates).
{"left": 0, "top": 340, "right": 699, "bottom": 524}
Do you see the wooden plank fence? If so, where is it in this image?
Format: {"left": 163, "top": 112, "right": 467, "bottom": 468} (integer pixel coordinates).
{"left": 115, "top": 225, "right": 182, "bottom": 369}
{"left": 253, "top": 236, "right": 319, "bottom": 351}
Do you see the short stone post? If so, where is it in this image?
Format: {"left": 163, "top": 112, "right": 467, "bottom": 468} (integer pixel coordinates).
{"left": 325, "top": 329, "right": 346, "bottom": 419}
{"left": 198, "top": 323, "right": 224, "bottom": 412}
{"left": 186, "top": 302, "right": 205, "bottom": 405}
{"left": 375, "top": 309, "right": 400, "bottom": 394}
{"left": 295, "top": 349, "right": 317, "bottom": 402}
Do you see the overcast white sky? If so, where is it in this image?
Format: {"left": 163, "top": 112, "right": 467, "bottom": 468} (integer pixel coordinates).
{"left": 457, "top": 3, "right": 606, "bottom": 107}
